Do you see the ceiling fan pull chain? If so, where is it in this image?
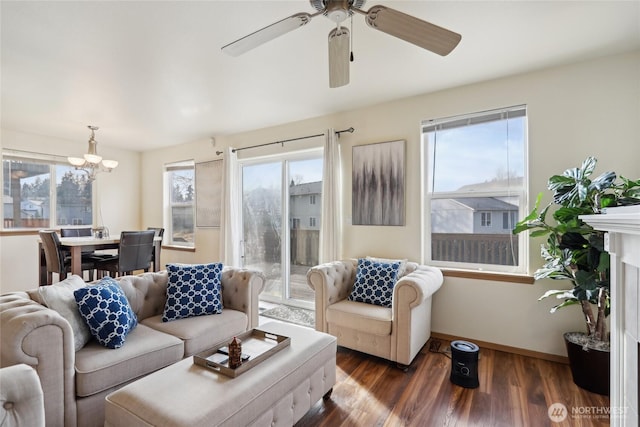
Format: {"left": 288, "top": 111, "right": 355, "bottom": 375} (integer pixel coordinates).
{"left": 350, "top": 14, "right": 354, "bottom": 62}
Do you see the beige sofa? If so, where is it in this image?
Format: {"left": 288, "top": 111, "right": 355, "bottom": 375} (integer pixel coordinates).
{"left": 0, "top": 268, "right": 265, "bottom": 427}
{"left": 307, "top": 259, "right": 443, "bottom": 366}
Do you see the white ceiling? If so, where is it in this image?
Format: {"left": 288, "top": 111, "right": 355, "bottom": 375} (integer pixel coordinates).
{"left": 2, "top": 1, "right": 639, "bottom": 152}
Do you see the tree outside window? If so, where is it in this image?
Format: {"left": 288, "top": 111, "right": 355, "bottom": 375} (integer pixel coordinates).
{"left": 164, "top": 162, "right": 195, "bottom": 247}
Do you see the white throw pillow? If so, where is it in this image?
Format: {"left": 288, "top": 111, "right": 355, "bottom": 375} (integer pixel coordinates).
{"left": 37, "top": 275, "right": 91, "bottom": 351}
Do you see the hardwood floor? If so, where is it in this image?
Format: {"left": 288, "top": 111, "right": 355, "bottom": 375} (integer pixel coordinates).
{"left": 296, "top": 338, "right": 610, "bottom": 427}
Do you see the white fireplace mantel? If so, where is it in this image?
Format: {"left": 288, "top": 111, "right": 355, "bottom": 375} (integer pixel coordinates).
{"left": 582, "top": 205, "right": 640, "bottom": 427}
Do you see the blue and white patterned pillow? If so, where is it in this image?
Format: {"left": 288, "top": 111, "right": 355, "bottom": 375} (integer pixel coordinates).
{"left": 74, "top": 277, "right": 138, "bottom": 349}
{"left": 162, "top": 263, "right": 224, "bottom": 322}
{"left": 348, "top": 258, "right": 402, "bottom": 307}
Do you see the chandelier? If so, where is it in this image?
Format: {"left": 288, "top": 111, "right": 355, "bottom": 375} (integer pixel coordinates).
{"left": 67, "top": 125, "right": 118, "bottom": 182}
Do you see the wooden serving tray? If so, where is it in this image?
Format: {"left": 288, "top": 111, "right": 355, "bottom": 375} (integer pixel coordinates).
{"left": 193, "top": 328, "right": 290, "bottom": 378}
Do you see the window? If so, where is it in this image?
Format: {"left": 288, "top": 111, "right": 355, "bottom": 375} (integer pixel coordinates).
{"left": 422, "top": 106, "right": 527, "bottom": 273}
{"left": 480, "top": 212, "right": 492, "bottom": 227}
{"left": 503, "top": 211, "right": 517, "bottom": 230}
{"left": 310, "top": 194, "right": 316, "bottom": 205}
{"left": 309, "top": 217, "right": 316, "bottom": 227}
{"left": 2, "top": 151, "right": 93, "bottom": 229}
{"left": 164, "top": 161, "right": 195, "bottom": 247}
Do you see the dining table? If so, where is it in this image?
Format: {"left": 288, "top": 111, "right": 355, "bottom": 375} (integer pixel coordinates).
{"left": 38, "top": 236, "right": 162, "bottom": 286}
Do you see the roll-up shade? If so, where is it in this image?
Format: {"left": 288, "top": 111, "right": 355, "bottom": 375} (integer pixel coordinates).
{"left": 422, "top": 105, "right": 526, "bottom": 133}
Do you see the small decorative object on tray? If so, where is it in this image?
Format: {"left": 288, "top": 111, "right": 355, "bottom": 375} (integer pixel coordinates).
{"left": 194, "top": 329, "right": 291, "bottom": 378}
{"left": 228, "top": 336, "right": 242, "bottom": 369}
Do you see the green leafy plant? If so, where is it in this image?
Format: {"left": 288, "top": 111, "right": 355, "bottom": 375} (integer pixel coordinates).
{"left": 513, "top": 157, "right": 640, "bottom": 343}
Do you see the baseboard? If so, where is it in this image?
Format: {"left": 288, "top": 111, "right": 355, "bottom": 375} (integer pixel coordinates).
{"left": 430, "top": 332, "right": 569, "bottom": 365}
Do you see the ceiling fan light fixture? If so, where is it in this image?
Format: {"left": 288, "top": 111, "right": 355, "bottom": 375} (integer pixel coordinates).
{"left": 328, "top": 26, "right": 350, "bottom": 88}
{"left": 323, "top": 0, "right": 354, "bottom": 23}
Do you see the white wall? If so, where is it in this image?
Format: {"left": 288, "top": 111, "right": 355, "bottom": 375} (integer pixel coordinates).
{"left": 0, "top": 129, "right": 142, "bottom": 292}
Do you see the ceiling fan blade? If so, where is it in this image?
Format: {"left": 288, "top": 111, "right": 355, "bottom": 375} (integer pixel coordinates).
{"left": 222, "top": 12, "right": 313, "bottom": 57}
{"left": 328, "top": 26, "right": 350, "bottom": 88}
{"left": 364, "top": 5, "right": 461, "bottom": 56}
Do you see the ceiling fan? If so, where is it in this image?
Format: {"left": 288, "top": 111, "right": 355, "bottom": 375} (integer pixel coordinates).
{"left": 221, "top": 0, "right": 461, "bottom": 88}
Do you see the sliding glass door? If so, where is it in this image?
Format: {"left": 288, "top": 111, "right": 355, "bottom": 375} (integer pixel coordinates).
{"left": 240, "top": 150, "right": 322, "bottom": 308}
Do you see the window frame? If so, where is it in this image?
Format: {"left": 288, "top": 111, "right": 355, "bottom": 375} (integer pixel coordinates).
{"left": 421, "top": 106, "right": 529, "bottom": 274}
{"left": 2, "top": 149, "right": 95, "bottom": 231}
{"left": 163, "top": 160, "right": 196, "bottom": 248}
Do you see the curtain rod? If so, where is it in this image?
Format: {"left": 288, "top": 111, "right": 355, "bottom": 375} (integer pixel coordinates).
{"left": 218, "top": 127, "right": 354, "bottom": 155}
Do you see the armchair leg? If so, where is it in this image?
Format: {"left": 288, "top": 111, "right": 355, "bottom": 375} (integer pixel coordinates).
{"left": 323, "top": 388, "right": 333, "bottom": 401}
{"left": 396, "top": 363, "right": 409, "bottom": 372}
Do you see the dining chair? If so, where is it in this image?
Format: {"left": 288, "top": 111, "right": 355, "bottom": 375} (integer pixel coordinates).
{"left": 60, "top": 226, "right": 107, "bottom": 258}
{"left": 39, "top": 230, "right": 97, "bottom": 285}
{"left": 147, "top": 227, "right": 164, "bottom": 270}
{"left": 96, "top": 230, "right": 156, "bottom": 277}
{"left": 60, "top": 227, "right": 92, "bottom": 237}
{"left": 146, "top": 227, "right": 164, "bottom": 240}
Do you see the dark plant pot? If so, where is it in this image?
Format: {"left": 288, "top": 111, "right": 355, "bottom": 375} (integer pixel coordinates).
{"left": 564, "top": 332, "right": 610, "bottom": 396}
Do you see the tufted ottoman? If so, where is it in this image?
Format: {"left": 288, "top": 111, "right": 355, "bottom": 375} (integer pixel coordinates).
{"left": 104, "top": 322, "right": 336, "bottom": 427}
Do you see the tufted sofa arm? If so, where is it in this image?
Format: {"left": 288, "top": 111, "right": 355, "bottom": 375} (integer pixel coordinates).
{"left": 0, "top": 293, "right": 78, "bottom": 426}
{"left": 220, "top": 267, "right": 266, "bottom": 328}
{"left": 0, "top": 363, "right": 45, "bottom": 427}
{"left": 393, "top": 264, "right": 444, "bottom": 310}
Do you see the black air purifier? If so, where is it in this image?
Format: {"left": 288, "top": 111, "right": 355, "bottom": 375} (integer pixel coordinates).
{"left": 449, "top": 340, "right": 479, "bottom": 388}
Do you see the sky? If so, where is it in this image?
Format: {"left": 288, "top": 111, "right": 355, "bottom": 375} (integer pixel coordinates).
{"left": 426, "top": 116, "right": 526, "bottom": 193}
{"left": 242, "top": 157, "right": 323, "bottom": 192}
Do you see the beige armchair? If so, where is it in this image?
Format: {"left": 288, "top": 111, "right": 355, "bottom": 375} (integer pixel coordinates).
{"left": 307, "top": 259, "right": 443, "bottom": 367}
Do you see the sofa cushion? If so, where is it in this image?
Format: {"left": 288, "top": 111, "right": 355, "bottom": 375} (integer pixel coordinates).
{"left": 74, "top": 277, "right": 138, "bottom": 349}
{"left": 326, "top": 299, "right": 392, "bottom": 336}
{"left": 162, "top": 263, "right": 224, "bottom": 322}
{"left": 143, "top": 309, "right": 248, "bottom": 357}
{"left": 35, "top": 275, "right": 91, "bottom": 351}
{"left": 75, "top": 324, "right": 184, "bottom": 397}
{"left": 348, "top": 258, "right": 401, "bottom": 307}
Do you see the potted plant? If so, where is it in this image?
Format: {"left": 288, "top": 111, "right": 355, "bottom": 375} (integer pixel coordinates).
{"left": 513, "top": 156, "right": 640, "bottom": 395}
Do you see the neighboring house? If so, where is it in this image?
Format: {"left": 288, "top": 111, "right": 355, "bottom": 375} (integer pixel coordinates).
{"left": 3, "top": 196, "right": 51, "bottom": 228}
{"left": 4, "top": 195, "right": 90, "bottom": 225}
{"left": 20, "top": 199, "right": 45, "bottom": 219}
{"left": 431, "top": 197, "right": 518, "bottom": 235}
{"left": 289, "top": 181, "right": 321, "bottom": 266}
{"left": 4, "top": 198, "right": 48, "bottom": 220}
{"left": 289, "top": 181, "right": 321, "bottom": 231}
